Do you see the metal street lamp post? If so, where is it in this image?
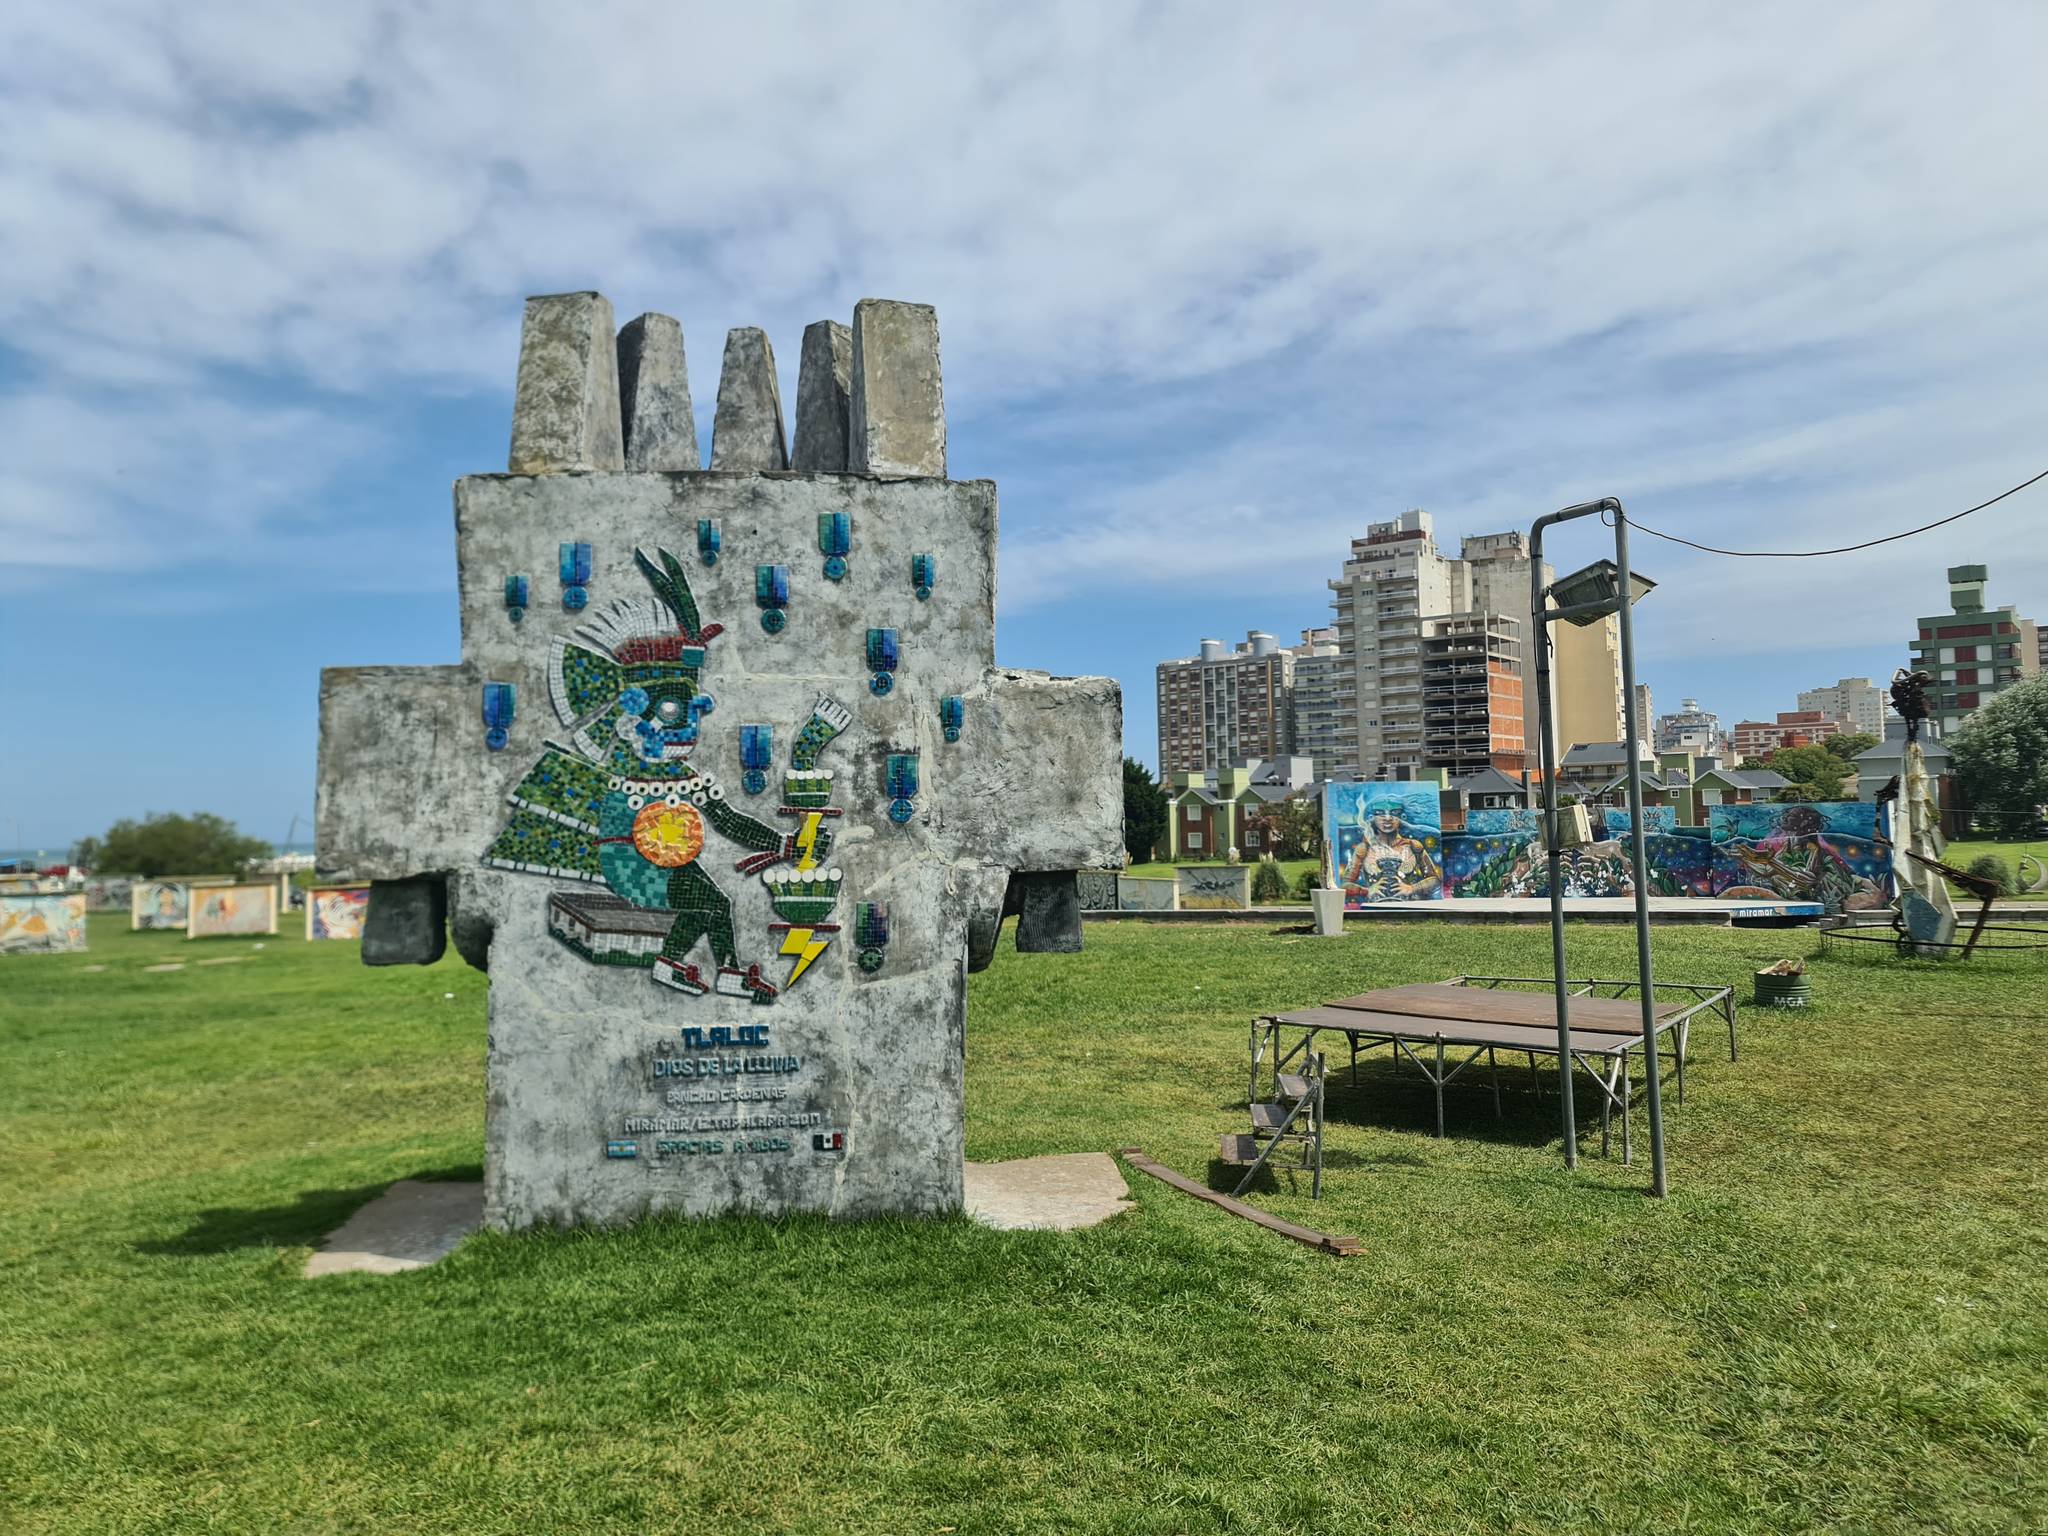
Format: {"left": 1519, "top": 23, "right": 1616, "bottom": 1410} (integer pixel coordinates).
{"left": 1528, "top": 498, "right": 1668, "bottom": 1196}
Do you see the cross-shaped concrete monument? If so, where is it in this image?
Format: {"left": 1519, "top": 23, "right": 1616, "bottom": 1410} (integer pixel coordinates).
{"left": 318, "top": 293, "right": 1122, "bottom": 1229}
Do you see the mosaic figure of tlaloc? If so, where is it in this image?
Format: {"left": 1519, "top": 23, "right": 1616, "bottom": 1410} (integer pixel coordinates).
{"left": 318, "top": 294, "right": 1121, "bottom": 1230}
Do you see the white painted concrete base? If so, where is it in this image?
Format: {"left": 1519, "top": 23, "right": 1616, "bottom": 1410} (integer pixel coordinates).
{"left": 963, "top": 1152, "right": 1133, "bottom": 1232}
{"left": 305, "top": 1179, "right": 484, "bottom": 1277}
{"left": 1311, "top": 889, "right": 1345, "bottom": 936}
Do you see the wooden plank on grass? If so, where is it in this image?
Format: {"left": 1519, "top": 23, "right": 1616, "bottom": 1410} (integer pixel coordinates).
{"left": 1117, "top": 1148, "right": 1361, "bottom": 1258}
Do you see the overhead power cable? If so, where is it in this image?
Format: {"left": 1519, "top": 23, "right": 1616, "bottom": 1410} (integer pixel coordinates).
{"left": 1604, "top": 467, "right": 2048, "bottom": 558}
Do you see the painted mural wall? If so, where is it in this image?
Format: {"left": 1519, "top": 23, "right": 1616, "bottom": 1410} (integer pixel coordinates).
{"left": 1327, "top": 784, "right": 1442, "bottom": 907}
{"left": 306, "top": 885, "right": 371, "bottom": 940}
{"left": 1464, "top": 807, "right": 1540, "bottom": 836}
{"left": 1708, "top": 802, "right": 1891, "bottom": 912}
{"left": 1437, "top": 801, "right": 1889, "bottom": 912}
{"left": 187, "top": 883, "right": 279, "bottom": 939}
{"left": 132, "top": 881, "right": 191, "bottom": 930}
{"left": 1075, "top": 871, "right": 1120, "bottom": 912}
{"left": 1603, "top": 805, "right": 1676, "bottom": 836}
{"left": 83, "top": 876, "right": 135, "bottom": 912}
{"left": 1, "top": 893, "right": 89, "bottom": 953}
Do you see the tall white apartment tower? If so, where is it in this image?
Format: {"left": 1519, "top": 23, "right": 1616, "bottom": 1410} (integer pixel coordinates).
{"left": 1327, "top": 511, "right": 1461, "bottom": 777}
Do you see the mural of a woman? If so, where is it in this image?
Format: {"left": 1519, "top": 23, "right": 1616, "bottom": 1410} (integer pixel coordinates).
{"left": 1341, "top": 795, "right": 1442, "bottom": 902}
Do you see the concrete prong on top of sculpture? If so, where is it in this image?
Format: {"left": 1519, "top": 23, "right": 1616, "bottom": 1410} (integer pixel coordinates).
{"left": 508, "top": 292, "right": 625, "bottom": 475}
{"left": 616, "top": 313, "right": 698, "bottom": 471}
{"left": 790, "top": 319, "right": 853, "bottom": 471}
{"left": 849, "top": 299, "right": 945, "bottom": 477}
{"left": 709, "top": 327, "right": 788, "bottom": 470}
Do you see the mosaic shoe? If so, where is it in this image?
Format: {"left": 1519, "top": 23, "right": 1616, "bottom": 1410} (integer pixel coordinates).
{"left": 716, "top": 964, "right": 779, "bottom": 1005}
{"left": 652, "top": 958, "right": 708, "bottom": 996}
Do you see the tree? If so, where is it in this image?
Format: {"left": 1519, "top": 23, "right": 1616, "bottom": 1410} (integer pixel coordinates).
{"left": 1766, "top": 744, "right": 1852, "bottom": 802}
{"left": 1268, "top": 797, "right": 1323, "bottom": 861}
{"left": 1825, "top": 732, "right": 1879, "bottom": 762}
{"left": 85, "top": 812, "right": 271, "bottom": 877}
{"left": 1122, "top": 758, "right": 1169, "bottom": 865}
{"left": 1951, "top": 674, "right": 2048, "bottom": 827}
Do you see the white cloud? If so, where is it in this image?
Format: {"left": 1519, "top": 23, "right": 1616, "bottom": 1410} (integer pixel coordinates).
{"left": 0, "top": 0, "right": 2043, "bottom": 676}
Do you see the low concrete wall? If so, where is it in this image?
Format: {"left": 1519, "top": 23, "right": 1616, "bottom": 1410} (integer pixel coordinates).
{"left": 1176, "top": 864, "right": 1251, "bottom": 911}
{"left": 1116, "top": 876, "right": 1178, "bottom": 912}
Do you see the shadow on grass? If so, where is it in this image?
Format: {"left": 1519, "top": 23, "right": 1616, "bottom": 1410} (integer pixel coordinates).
{"left": 136, "top": 1163, "right": 482, "bottom": 1256}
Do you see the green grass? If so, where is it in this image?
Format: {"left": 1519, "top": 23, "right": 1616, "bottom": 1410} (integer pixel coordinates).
{"left": 2, "top": 915, "right": 2043, "bottom": 1533}
{"left": 1945, "top": 839, "right": 2048, "bottom": 900}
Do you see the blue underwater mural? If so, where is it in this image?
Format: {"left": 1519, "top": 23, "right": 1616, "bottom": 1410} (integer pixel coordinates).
{"left": 1326, "top": 784, "right": 1442, "bottom": 907}
{"left": 1603, "top": 805, "right": 1676, "bottom": 837}
{"left": 1465, "top": 807, "right": 1541, "bottom": 836}
{"left": 1707, "top": 802, "right": 1891, "bottom": 913}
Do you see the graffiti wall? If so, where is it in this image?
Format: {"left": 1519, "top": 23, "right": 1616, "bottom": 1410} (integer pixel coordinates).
{"left": 1, "top": 893, "right": 88, "bottom": 954}
{"left": 132, "top": 881, "right": 191, "bottom": 930}
{"left": 1442, "top": 832, "right": 1640, "bottom": 898}
{"left": 187, "top": 883, "right": 279, "bottom": 938}
{"left": 1708, "top": 802, "right": 1891, "bottom": 912}
{"left": 1176, "top": 864, "right": 1251, "bottom": 910}
{"left": 306, "top": 885, "right": 371, "bottom": 940}
{"left": 1327, "top": 784, "right": 1442, "bottom": 907}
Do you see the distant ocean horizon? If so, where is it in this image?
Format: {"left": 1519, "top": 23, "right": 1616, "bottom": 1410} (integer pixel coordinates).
{"left": 2, "top": 841, "right": 318, "bottom": 867}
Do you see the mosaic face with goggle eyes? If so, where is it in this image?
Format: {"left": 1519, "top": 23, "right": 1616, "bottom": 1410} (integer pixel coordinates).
{"left": 610, "top": 676, "right": 716, "bottom": 768}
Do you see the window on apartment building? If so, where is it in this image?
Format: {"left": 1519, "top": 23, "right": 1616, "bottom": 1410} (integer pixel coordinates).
{"left": 1186, "top": 832, "right": 1203, "bottom": 849}
{"left": 1957, "top": 692, "right": 1980, "bottom": 709}
{"left": 1958, "top": 669, "right": 1978, "bottom": 685}
{"left": 1955, "top": 646, "right": 1977, "bottom": 661}
{"left": 1185, "top": 804, "right": 1201, "bottom": 820}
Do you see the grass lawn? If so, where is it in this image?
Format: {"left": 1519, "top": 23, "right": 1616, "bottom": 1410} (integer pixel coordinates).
{"left": 1944, "top": 838, "right": 2048, "bottom": 901}
{"left": 1123, "top": 858, "right": 1318, "bottom": 899}
{"left": 2, "top": 915, "right": 2043, "bottom": 1533}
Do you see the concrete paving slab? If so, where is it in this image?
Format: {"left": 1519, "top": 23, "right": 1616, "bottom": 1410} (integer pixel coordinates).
{"left": 963, "top": 1152, "right": 1133, "bottom": 1232}
{"left": 305, "top": 1180, "right": 484, "bottom": 1277}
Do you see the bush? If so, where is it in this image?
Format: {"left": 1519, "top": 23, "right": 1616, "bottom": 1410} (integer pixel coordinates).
{"left": 1964, "top": 854, "right": 2013, "bottom": 895}
{"left": 1250, "top": 859, "right": 1289, "bottom": 902}
{"left": 1291, "top": 867, "right": 1320, "bottom": 901}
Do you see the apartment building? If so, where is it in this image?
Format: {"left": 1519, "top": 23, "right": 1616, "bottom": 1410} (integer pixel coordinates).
{"left": 1326, "top": 511, "right": 1463, "bottom": 776}
{"left": 1731, "top": 710, "right": 1841, "bottom": 760}
{"left": 1796, "top": 677, "right": 1887, "bottom": 738}
{"left": 1909, "top": 565, "right": 2040, "bottom": 736}
{"left": 1287, "top": 626, "right": 1346, "bottom": 781}
{"left": 1155, "top": 631, "right": 1295, "bottom": 777}
{"left": 1419, "top": 612, "right": 1526, "bottom": 777}
{"left": 1655, "top": 697, "right": 1723, "bottom": 755}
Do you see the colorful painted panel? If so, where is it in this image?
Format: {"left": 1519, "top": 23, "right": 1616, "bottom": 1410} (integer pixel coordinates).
{"left": 307, "top": 885, "right": 371, "bottom": 940}
{"left": 187, "top": 883, "right": 279, "bottom": 938}
{"left": 83, "top": 876, "right": 134, "bottom": 912}
{"left": 1117, "top": 876, "right": 1178, "bottom": 912}
{"left": 1604, "top": 806, "right": 1676, "bottom": 836}
{"left": 0, "top": 893, "right": 88, "bottom": 954}
{"left": 1327, "top": 784, "right": 1442, "bottom": 907}
{"left": 1465, "top": 807, "right": 1540, "bottom": 836}
{"left": 1708, "top": 802, "right": 1891, "bottom": 913}
{"left": 132, "top": 881, "right": 190, "bottom": 930}
{"left": 1442, "top": 833, "right": 1639, "bottom": 898}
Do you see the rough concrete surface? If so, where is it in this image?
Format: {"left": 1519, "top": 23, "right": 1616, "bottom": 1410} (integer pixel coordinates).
{"left": 849, "top": 299, "right": 945, "bottom": 476}
{"left": 709, "top": 327, "right": 787, "bottom": 469}
{"left": 963, "top": 1153, "right": 1133, "bottom": 1232}
{"left": 791, "top": 319, "right": 852, "bottom": 471}
{"left": 304, "top": 1180, "right": 485, "bottom": 1277}
{"left": 508, "top": 292, "right": 624, "bottom": 475}
{"left": 617, "top": 312, "right": 698, "bottom": 471}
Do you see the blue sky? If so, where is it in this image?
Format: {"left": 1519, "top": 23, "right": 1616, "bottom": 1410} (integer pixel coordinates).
{"left": 4, "top": 1, "right": 2046, "bottom": 856}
